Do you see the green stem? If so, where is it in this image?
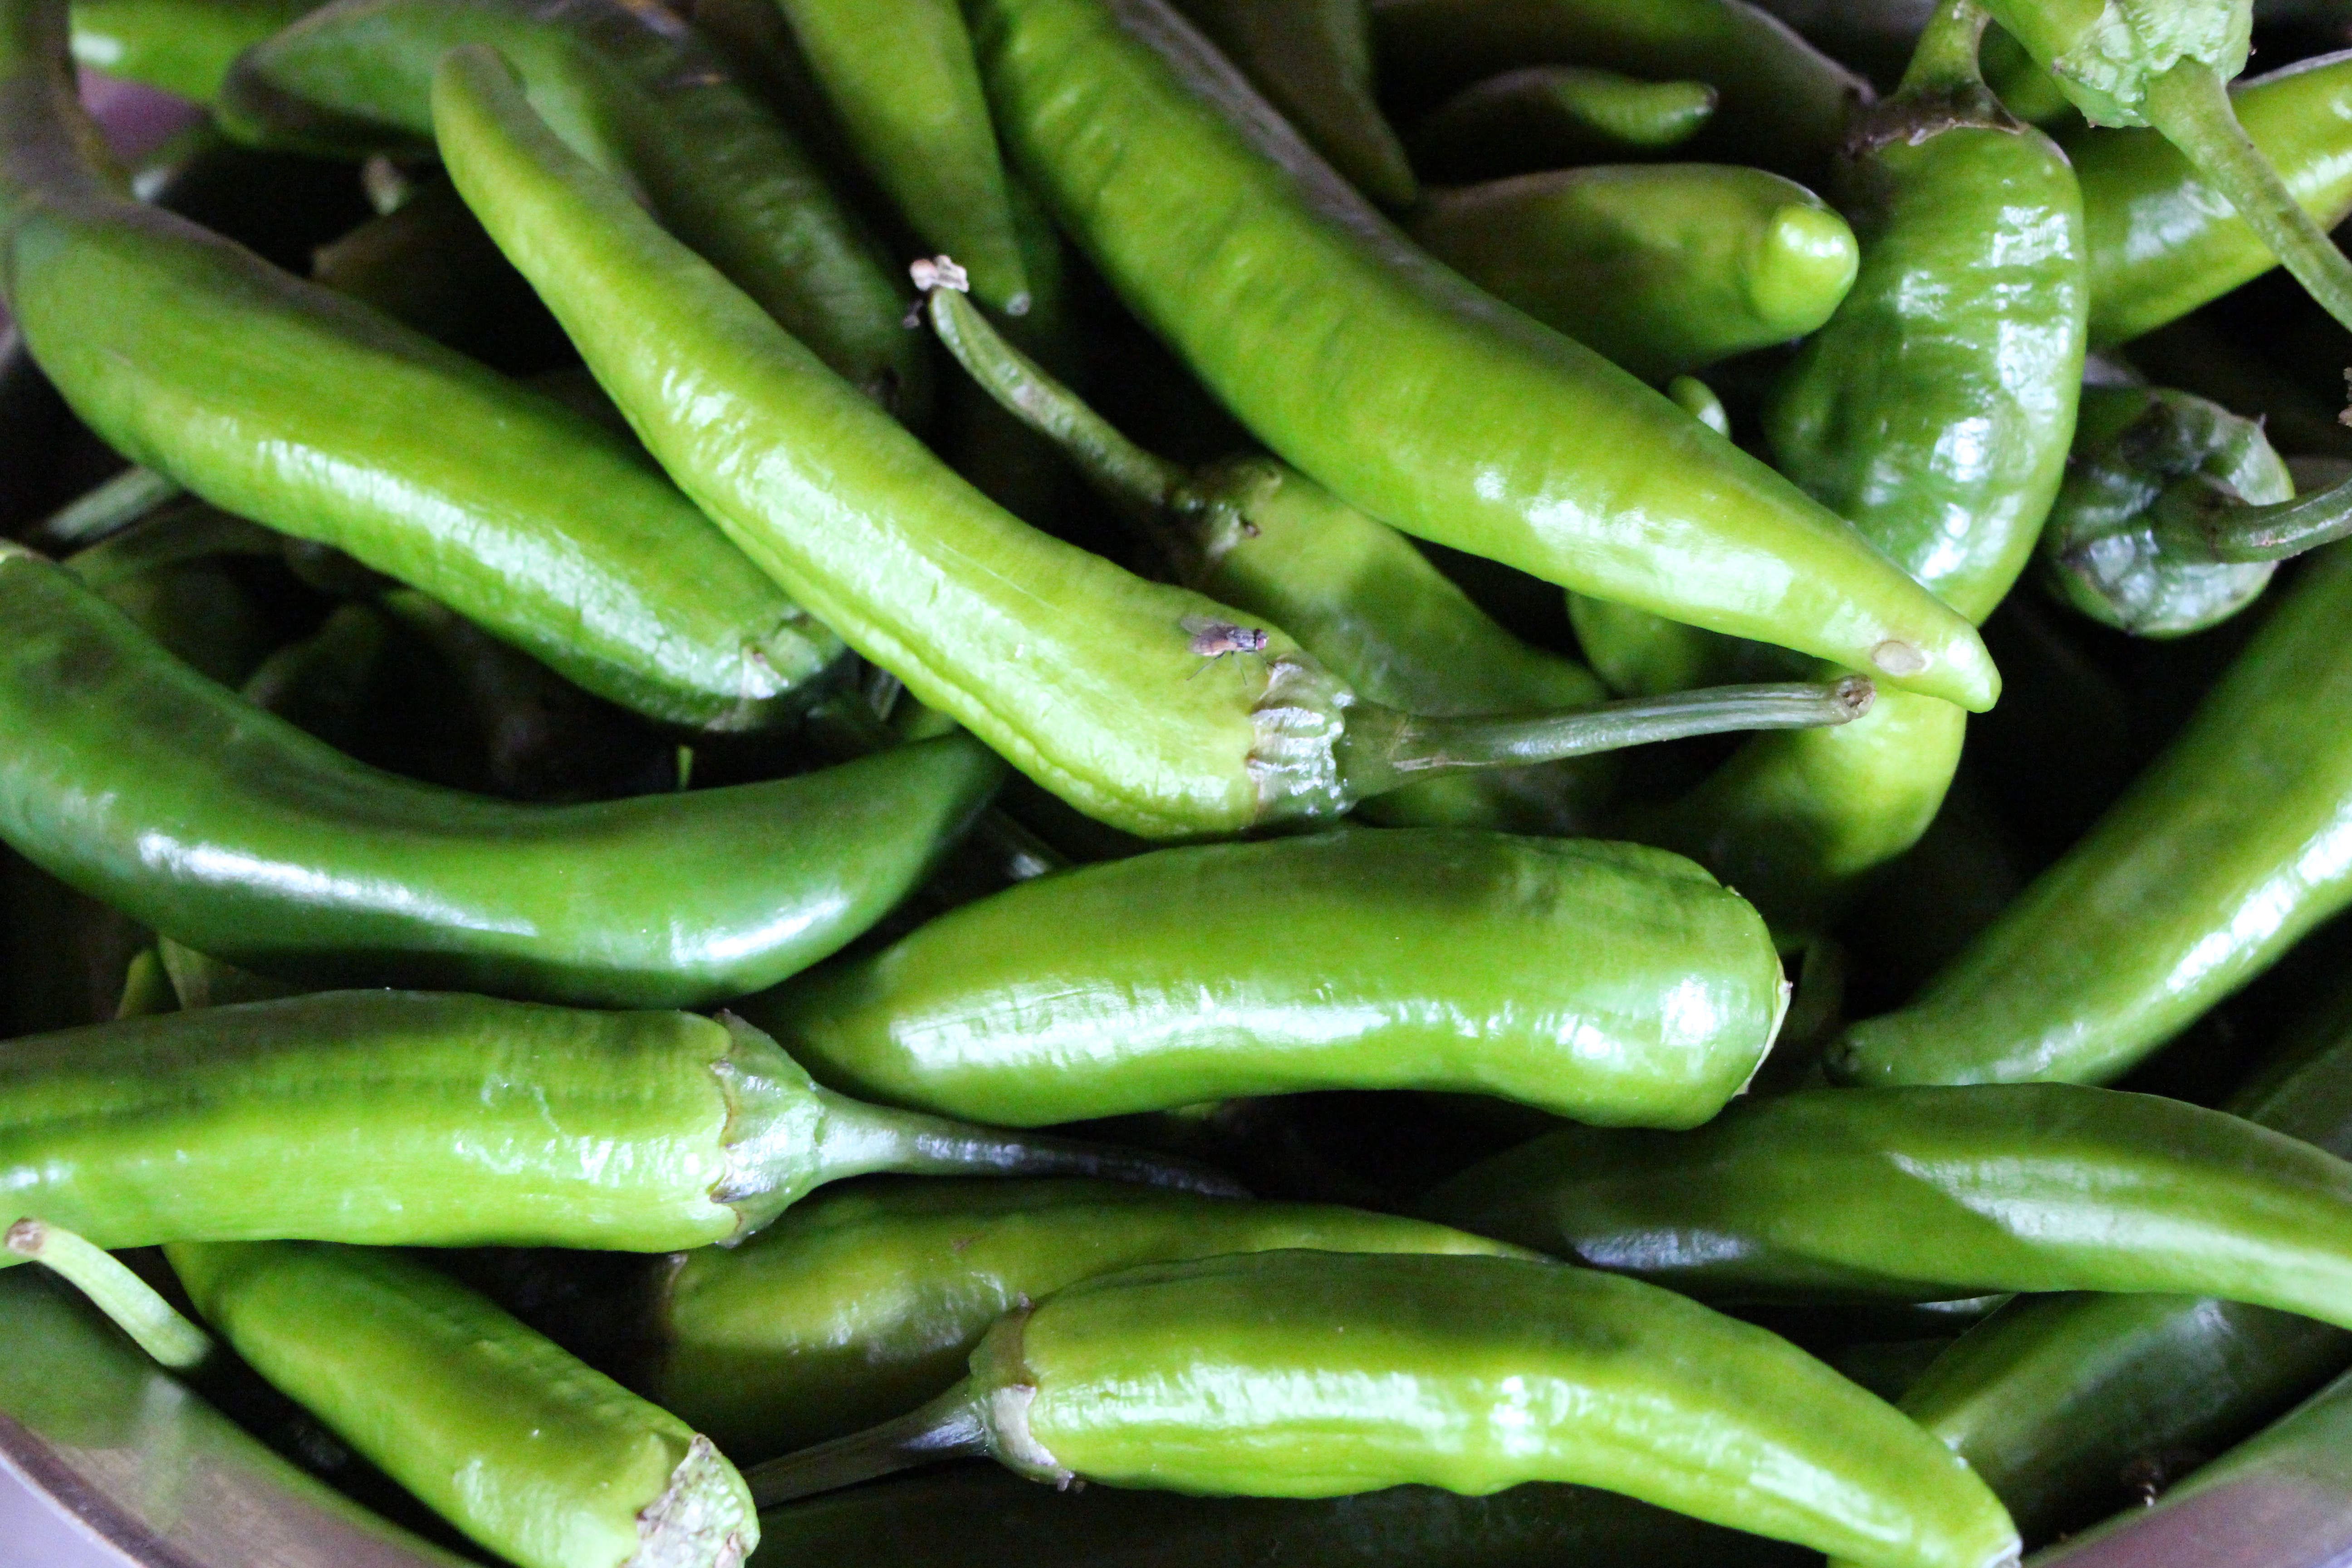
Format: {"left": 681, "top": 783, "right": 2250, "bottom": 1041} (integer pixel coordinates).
{"left": 807, "top": 1087, "right": 1248, "bottom": 1196}
{"left": 5, "top": 1219, "right": 213, "bottom": 1369}
{"left": 743, "top": 1382, "right": 991, "bottom": 1507}
{"left": 2143, "top": 57, "right": 2352, "bottom": 344}
{"left": 31, "top": 465, "right": 183, "bottom": 550}
{"left": 1898, "top": 0, "right": 1990, "bottom": 97}
{"left": 2152, "top": 467, "right": 2352, "bottom": 562}
{"left": 1339, "top": 678, "right": 1874, "bottom": 804}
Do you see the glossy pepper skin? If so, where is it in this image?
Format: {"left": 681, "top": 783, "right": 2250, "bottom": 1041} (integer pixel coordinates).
{"left": 0, "top": 542, "right": 1000, "bottom": 1009}
{"left": 745, "top": 829, "right": 1788, "bottom": 1128}
{"left": 780, "top": 1252, "right": 2020, "bottom": 1568}
{"left": 1365, "top": 0, "right": 1871, "bottom": 179}
{"left": 971, "top": 0, "right": 1999, "bottom": 710}
{"left": 68, "top": 0, "right": 319, "bottom": 100}
{"left": 748, "top": 1464, "right": 1817, "bottom": 1568}
{"left": 652, "top": 1176, "right": 1534, "bottom": 1457}
{"left": 1833, "top": 542, "right": 2352, "bottom": 1088}
{"left": 1889, "top": 994, "right": 2352, "bottom": 1542}
{"left": 171, "top": 1241, "right": 758, "bottom": 1568}
{"left": 1426, "top": 1083, "right": 2352, "bottom": 1325}
{"left": 1405, "top": 67, "right": 1719, "bottom": 183}
{"left": 2037, "top": 383, "right": 2291, "bottom": 636}
{"left": 1170, "top": 0, "right": 1416, "bottom": 207}
{"left": 0, "top": 0, "right": 840, "bottom": 733}
{"left": 216, "top": 0, "right": 921, "bottom": 415}
{"left": 0, "top": 991, "right": 1229, "bottom": 1257}
{"left": 1407, "top": 164, "right": 1860, "bottom": 383}
{"left": 2073, "top": 50, "right": 2352, "bottom": 345}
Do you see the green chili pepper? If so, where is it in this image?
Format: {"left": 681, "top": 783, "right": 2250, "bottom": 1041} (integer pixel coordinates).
{"left": 919, "top": 270, "right": 1617, "bottom": 835}
{"left": 0, "top": 541, "right": 1004, "bottom": 1007}
{"left": 743, "top": 1251, "right": 2020, "bottom": 1568}
{"left": 0, "top": 0, "right": 845, "bottom": 733}
{"left": 2037, "top": 383, "right": 2300, "bottom": 636}
{"left": 432, "top": 45, "right": 1872, "bottom": 840}
{"left": 1835, "top": 540, "right": 2352, "bottom": 1088}
{"left": 1169, "top": 0, "right": 1416, "bottom": 207}
{"left": 1887, "top": 985, "right": 2352, "bottom": 1542}
{"left": 217, "top": 0, "right": 921, "bottom": 414}
{"left": 1407, "top": 163, "right": 1860, "bottom": 384}
{"left": 970, "top": 0, "right": 1998, "bottom": 710}
{"left": 1426, "top": 1083, "right": 2352, "bottom": 1324}
{"left": 1406, "top": 67, "right": 1719, "bottom": 183}
{"left": 0, "top": 990, "right": 1235, "bottom": 1257}
{"left": 169, "top": 1241, "right": 758, "bottom": 1568}
{"left": 749, "top": 1463, "right": 1818, "bottom": 1568}
{"left": 1978, "top": 0, "right": 2352, "bottom": 339}
{"left": 1366, "top": 0, "right": 1871, "bottom": 178}
{"left": 742, "top": 828, "right": 1786, "bottom": 1128}
{"left": 67, "top": 0, "right": 319, "bottom": 101}
{"left": 2073, "top": 50, "right": 2352, "bottom": 345}
{"left": 652, "top": 1176, "right": 1536, "bottom": 1458}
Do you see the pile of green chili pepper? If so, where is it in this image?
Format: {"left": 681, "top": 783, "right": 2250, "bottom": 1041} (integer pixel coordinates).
{"left": 17, "top": 0, "right": 2352, "bottom": 1564}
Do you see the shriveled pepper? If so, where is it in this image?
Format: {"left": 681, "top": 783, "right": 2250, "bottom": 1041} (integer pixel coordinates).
{"left": 651, "top": 1176, "right": 1534, "bottom": 1458}
{"left": 216, "top": 0, "right": 921, "bottom": 412}
{"left": 744, "top": 828, "right": 1789, "bottom": 1129}
{"left": 433, "top": 44, "right": 1872, "bottom": 840}
{"left": 742, "top": 1251, "right": 2020, "bottom": 1568}
{"left": 1833, "top": 540, "right": 2352, "bottom": 1088}
{"left": 1405, "top": 67, "right": 1718, "bottom": 182}
{"left": 1170, "top": 0, "right": 1416, "bottom": 207}
{"left": 970, "top": 0, "right": 1998, "bottom": 709}
{"left": 1426, "top": 1083, "right": 2352, "bottom": 1325}
{"left": 1406, "top": 163, "right": 1859, "bottom": 383}
{"left": 0, "top": 0, "right": 843, "bottom": 733}
{"left": 0, "top": 991, "right": 1234, "bottom": 1259}
{"left": 68, "top": 0, "right": 319, "bottom": 101}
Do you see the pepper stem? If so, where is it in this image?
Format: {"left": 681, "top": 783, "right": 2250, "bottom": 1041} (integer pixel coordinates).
{"left": 1897, "top": 0, "right": 1989, "bottom": 97}
{"left": 743, "top": 1382, "right": 991, "bottom": 1507}
{"left": 2142, "top": 58, "right": 2352, "bottom": 346}
{"left": 1338, "top": 679, "right": 1874, "bottom": 804}
{"left": 5, "top": 1218, "right": 213, "bottom": 1369}
{"left": 807, "top": 1087, "right": 1248, "bottom": 1197}
{"left": 2152, "top": 467, "right": 2352, "bottom": 563}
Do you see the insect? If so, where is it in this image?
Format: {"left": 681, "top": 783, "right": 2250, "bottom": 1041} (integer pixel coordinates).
{"left": 1181, "top": 615, "right": 1270, "bottom": 676}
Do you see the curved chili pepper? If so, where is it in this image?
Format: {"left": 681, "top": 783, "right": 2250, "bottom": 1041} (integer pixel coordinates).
{"left": 433, "top": 44, "right": 1872, "bottom": 839}
{"left": 1365, "top": 0, "right": 1871, "bottom": 179}
{"left": 1406, "top": 67, "right": 1718, "bottom": 182}
{"left": 651, "top": 1176, "right": 1535, "bottom": 1458}
{"left": 918, "top": 272, "right": 1616, "bottom": 835}
{"left": 1407, "top": 163, "right": 1859, "bottom": 383}
{"left": 1833, "top": 540, "right": 2352, "bottom": 1088}
{"left": 0, "top": 991, "right": 1236, "bottom": 1257}
{"left": 216, "top": 0, "right": 921, "bottom": 412}
{"left": 0, "top": 0, "right": 843, "bottom": 732}
{"left": 742, "top": 1251, "right": 2020, "bottom": 1568}
{"left": 1980, "top": 0, "right": 2352, "bottom": 340}
{"left": 2073, "top": 50, "right": 2352, "bottom": 345}
{"left": 969, "top": 0, "right": 1997, "bottom": 710}
{"left": 68, "top": 0, "right": 318, "bottom": 101}
{"left": 2037, "top": 383, "right": 2295, "bottom": 637}
{"left": 1171, "top": 0, "right": 1416, "bottom": 207}
{"left": 1426, "top": 1083, "right": 2352, "bottom": 1325}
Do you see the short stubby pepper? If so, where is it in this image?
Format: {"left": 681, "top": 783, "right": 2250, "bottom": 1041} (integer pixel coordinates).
{"left": 1407, "top": 163, "right": 1860, "bottom": 383}
{"left": 216, "top": 0, "right": 922, "bottom": 414}
{"left": 1405, "top": 66, "right": 1719, "bottom": 183}
{"left": 0, "top": 0, "right": 843, "bottom": 733}
{"left": 741, "top": 829, "right": 1789, "bottom": 1129}
{"left": 1833, "top": 541, "right": 2352, "bottom": 1087}
{"left": 1426, "top": 1083, "right": 2352, "bottom": 1327}
{"left": 2073, "top": 50, "right": 2352, "bottom": 344}
{"left": 0, "top": 991, "right": 1235, "bottom": 1259}
{"left": 1170, "top": 0, "right": 1416, "bottom": 207}
{"left": 970, "top": 0, "right": 1999, "bottom": 710}
{"left": 0, "top": 542, "right": 1001, "bottom": 1009}
{"left": 743, "top": 1252, "right": 2022, "bottom": 1568}
{"left": 170, "top": 1241, "right": 759, "bottom": 1568}
{"left": 1364, "top": 0, "right": 1871, "bottom": 179}
{"left": 651, "top": 1176, "right": 1535, "bottom": 1458}
{"left": 68, "top": 0, "right": 320, "bottom": 100}
{"left": 433, "top": 46, "right": 1871, "bottom": 839}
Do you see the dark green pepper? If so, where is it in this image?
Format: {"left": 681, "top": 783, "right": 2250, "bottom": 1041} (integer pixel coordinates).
{"left": 744, "top": 828, "right": 1788, "bottom": 1129}
{"left": 1405, "top": 67, "right": 1719, "bottom": 182}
